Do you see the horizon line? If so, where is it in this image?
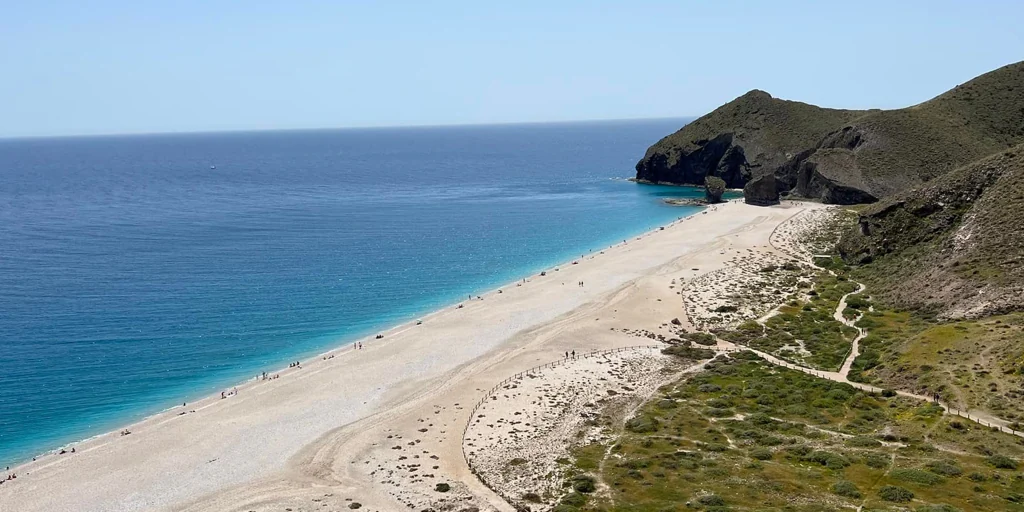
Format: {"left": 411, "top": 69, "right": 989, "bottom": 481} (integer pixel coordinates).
{"left": 0, "top": 115, "right": 696, "bottom": 142}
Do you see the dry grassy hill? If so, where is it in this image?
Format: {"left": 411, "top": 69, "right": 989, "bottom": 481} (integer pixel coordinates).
{"left": 636, "top": 61, "right": 1024, "bottom": 205}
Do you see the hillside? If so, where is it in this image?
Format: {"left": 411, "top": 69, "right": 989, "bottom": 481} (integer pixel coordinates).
{"left": 636, "top": 61, "right": 1024, "bottom": 204}
{"left": 634, "top": 90, "right": 863, "bottom": 188}
{"left": 839, "top": 144, "right": 1024, "bottom": 318}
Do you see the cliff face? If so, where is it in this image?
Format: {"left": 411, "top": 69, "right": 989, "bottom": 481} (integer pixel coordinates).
{"left": 636, "top": 132, "right": 751, "bottom": 188}
{"left": 636, "top": 61, "right": 1024, "bottom": 205}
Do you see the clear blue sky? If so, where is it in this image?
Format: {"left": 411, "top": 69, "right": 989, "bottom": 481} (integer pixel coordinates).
{"left": 1, "top": 1, "right": 1021, "bottom": 137}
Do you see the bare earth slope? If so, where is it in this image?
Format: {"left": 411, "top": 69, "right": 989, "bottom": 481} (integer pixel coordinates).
{"left": 839, "top": 144, "right": 1024, "bottom": 318}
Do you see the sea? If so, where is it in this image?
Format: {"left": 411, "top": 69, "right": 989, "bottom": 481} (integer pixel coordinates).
{"left": 0, "top": 119, "right": 703, "bottom": 467}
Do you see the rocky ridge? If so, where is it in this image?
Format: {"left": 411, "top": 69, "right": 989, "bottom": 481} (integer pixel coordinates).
{"left": 636, "top": 61, "right": 1024, "bottom": 205}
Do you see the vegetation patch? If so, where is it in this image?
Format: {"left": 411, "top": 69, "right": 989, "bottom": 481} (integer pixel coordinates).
{"left": 564, "top": 354, "right": 1024, "bottom": 511}
{"left": 717, "top": 272, "right": 859, "bottom": 370}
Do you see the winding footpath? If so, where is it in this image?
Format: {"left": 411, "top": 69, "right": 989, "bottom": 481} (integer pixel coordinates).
{"left": 714, "top": 210, "right": 1024, "bottom": 439}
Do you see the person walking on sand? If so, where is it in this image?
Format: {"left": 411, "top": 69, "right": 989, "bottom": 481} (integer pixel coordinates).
{"left": 572, "top": 350, "right": 576, "bottom": 360}
{"left": 565, "top": 351, "right": 569, "bottom": 359}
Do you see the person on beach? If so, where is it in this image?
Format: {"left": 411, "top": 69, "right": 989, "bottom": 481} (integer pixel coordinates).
{"left": 565, "top": 351, "right": 569, "bottom": 359}
{"left": 572, "top": 350, "right": 576, "bottom": 360}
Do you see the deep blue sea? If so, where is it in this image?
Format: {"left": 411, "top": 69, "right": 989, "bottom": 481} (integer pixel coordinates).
{"left": 0, "top": 119, "right": 701, "bottom": 467}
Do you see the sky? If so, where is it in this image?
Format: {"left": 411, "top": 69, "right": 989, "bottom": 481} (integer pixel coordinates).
{"left": 1, "top": 1, "right": 1022, "bottom": 137}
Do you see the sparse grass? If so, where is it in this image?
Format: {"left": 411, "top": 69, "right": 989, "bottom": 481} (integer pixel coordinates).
{"left": 718, "top": 272, "right": 858, "bottom": 370}
{"left": 850, "top": 308, "right": 1024, "bottom": 422}
{"left": 568, "top": 354, "right": 1024, "bottom": 511}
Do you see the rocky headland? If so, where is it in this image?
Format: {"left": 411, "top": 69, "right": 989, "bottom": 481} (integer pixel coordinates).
{"left": 635, "top": 61, "right": 1024, "bottom": 206}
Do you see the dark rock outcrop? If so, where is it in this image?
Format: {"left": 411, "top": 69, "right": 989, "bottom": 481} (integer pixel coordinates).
{"left": 704, "top": 176, "right": 726, "bottom": 203}
{"left": 743, "top": 174, "right": 780, "bottom": 206}
{"left": 635, "top": 133, "right": 751, "bottom": 188}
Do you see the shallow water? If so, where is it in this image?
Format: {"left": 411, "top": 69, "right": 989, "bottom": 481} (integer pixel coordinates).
{"left": 0, "top": 119, "right": 701, "bottom": 466}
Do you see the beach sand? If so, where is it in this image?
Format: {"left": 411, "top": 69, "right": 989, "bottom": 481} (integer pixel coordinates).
{"left": 0, "top": 200, "right": 824, "bottom": 512}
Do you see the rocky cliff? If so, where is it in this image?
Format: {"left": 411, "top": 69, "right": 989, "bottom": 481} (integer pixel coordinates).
{"left": 636, "top": 61, "right": 1024, "bottom": 205}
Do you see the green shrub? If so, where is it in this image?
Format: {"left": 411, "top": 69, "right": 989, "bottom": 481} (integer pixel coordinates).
{"left": 807, "top": 450, "right": 850, "bottom": 469}
{"left": 702, "top": 443, "right": 729, "bottom": 452}
{"left": 434, "top": 483, "right": 450, "bottom": 493}
{"left": 831, "top": 480, "right": 862, "bottom": 498}
{"left": 686, "top": 332, "right": 719, "bottom": 346}
{"left": 878, "top": 485, "right": 914, "bottom": 503}
{"left": 890, "top": 468, "right": 944, "bottom": 485}
{"left": 881, "top": 389, "right": 897, "bottom": 397}
{"left": 750, "top": 448, "right": 773, "bottom": 460}
{"left": 522, "top": 492, "right": 542, "bottom": 503}
{"left": 663, "top": 345, "right": 716, "bottom": 359}
{"left": 986, "top": 455, "right": 1018, "bottom": 469}
{"left": 864, "top": 452, "right": 890, "bottom": 469}
{"left": 786, "top": 445, "right": 813, "bottom": 458}
{"left": 625, "top": 415, "right": 659, "bottom": 433}
{"left": 572, "top": 475, "right": 596, "bottom": 493}
{"left": 925, "top": 460, "right": 963, "bottom": 477}
{"left": 697, "top": 494, "right": 726, "bottom": 506}
{"left": 560, "top": 492, "right": 586, "bottom": 506}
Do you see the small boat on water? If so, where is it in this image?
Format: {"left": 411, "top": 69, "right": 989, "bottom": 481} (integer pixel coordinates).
{"left": 210, "top": 165, "right": 216, "bottom": 169}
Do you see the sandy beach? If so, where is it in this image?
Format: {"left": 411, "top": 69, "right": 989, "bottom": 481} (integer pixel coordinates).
{"left": 0, "top": 200, "right": 822, "bottom": 512}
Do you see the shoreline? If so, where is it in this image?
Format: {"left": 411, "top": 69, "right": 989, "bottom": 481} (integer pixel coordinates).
{"left": 1, "top": 199, "right": 809, "bottom": 512}
{"left": 2, "top": 203, "right": 709, "bottom": 471}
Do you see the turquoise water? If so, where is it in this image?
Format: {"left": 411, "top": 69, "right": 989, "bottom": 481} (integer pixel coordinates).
{"left": 0, "top": 119, "right": 702, "bottom": 466}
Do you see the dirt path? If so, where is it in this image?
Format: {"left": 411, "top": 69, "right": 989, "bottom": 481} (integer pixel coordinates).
{"left": 835, "top": 284, "right": 867, "bottom": 380}
{"left": 726, "top": 209, "right": 1024, "bottom": 439}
